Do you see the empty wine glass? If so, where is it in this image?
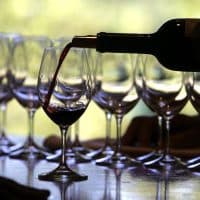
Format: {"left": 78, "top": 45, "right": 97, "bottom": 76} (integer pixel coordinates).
{"left": 37, "top": 45, "right": 92, "bottom": 182}
{"left": 138, "top": 54, "right": 188, "bottom": 173}
{"left": 185, "top": 72, "right": 200, "bottom": 172}
{"left": 8, "top": 35, "right": 52, "bottom": 159}
{"left": 94, "top": 52, "right": 140, "bottom": 169}
{"left": 70, "top": 48, "right": 99, "bottom": 158}
{"left": 90, "top": 60, "right": 115, "bottom": 160}
{"left": 0, "top": 34, "right": 15, "bottom": 155}
{"left": 135, "top": 55, "right": 164, "bottom": 163}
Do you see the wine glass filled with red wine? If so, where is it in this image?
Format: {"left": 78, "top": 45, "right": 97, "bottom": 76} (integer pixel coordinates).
{"left": 8, "top": 35, "right": 52, "bottom": 159}
{"left": 94, "top": 52, "right": 140, "bottom": 169}
{"left": 37, "top": 45, "right": 92, "bottom": 182}
{"left": 138, "top": 54, "right": 188, "bottom": 174}
{"left": 46, "top": 37, "right": 92, "bottom": 164}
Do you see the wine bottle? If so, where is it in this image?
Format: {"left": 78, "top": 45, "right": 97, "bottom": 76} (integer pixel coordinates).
{"left": 72, "top": 18, "right": 200, "bottom": 72}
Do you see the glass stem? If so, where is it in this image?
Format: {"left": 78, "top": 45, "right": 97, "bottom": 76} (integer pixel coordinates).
{"left": 27, "top": 109, "right": 36, "bottom": 146}
{"left": 157, "top": 115, "right": 163, "bottom": 152}
{"left": 164, "top": 118, "right": 171, "bottom": 158}
{"left": 60, "top": 126, "right": 69, "bottom": 167}
{"left": 0, "top": 103, "right": 7, "bottom": 138}
{"left": 104, "top": 111, "right": 112, "bottom": 147}
{"left": 115, "top": 114, "right": 123, "bottom": 155}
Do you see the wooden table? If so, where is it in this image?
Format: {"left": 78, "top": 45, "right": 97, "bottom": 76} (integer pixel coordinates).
{"left": 0, "top": 155, "right": 199, "bottom": 200}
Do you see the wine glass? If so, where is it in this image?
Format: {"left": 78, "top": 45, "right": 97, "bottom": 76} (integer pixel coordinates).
{"left": 46, "top": 37, "right": 75, "bottom": 162}
{"left": 185, "top": 72, "right": 200, "bottom": 171}
{"left": 47, "top": 37, "right": 92, "bottom": 163}
{"left": 138, "top": 54, "right": 188, "bottom": 173}
{"left": 90, "top": 67, "right": 114, "bottom": 160}
{"left": 0, "top": 34, "right": 15, "bottom": 155}
{"left": 71, "top": 48, "right": 98, "bottom": 157}
{"left": 37, "top": 45, "right": 92, "bottom": 182}
{"left": 94, "top": 52, "right": 140, "bottom": 169}
{"left": 46, "top": 40, "right": 92, "bottom": 164}
{"left": 135, "top": 55, "right": 164, "bottom": 163}
{"left": 8, "top": 35, "right": 52, "bottom": 159}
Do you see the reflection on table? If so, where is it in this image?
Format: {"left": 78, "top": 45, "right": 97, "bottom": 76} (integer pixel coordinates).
{"left": 0, "top": 156, "right": 199, "bottom": 200}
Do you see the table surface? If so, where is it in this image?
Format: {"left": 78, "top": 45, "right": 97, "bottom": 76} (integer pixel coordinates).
{"left": 0, "top": 155, "right": 200, "bottom": 200}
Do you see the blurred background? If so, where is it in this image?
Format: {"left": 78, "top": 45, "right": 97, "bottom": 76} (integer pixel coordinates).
{"left": 2, "top": 0, "right": 199, "bottom": 140}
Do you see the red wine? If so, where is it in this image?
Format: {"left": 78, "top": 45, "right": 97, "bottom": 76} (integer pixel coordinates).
{"left": 43, "top": 104, "right": 86, "bottom": 127}
{"left": 72, "top": 18, "right": 200, "bottom": 72}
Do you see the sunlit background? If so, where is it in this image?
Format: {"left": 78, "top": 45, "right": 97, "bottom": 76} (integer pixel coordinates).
{"left": 3, "top": 0, "right": 200, "bottom": 140}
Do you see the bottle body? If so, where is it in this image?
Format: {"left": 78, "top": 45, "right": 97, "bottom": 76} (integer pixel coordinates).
{"left": 72, "top": 18, "right": 200, "bottom": 72}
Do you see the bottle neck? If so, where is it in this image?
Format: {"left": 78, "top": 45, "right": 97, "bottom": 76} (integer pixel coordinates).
{"left": 71, "top": 35, "right": 97, "bottom": 48}
{"left": 96, "top": 32, "right": 155, "bottom": 54}
{"left": 72, "top": 33, "right": 155, "bottom": 55}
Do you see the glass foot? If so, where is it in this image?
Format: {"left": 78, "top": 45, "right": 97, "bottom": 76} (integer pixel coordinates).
{"left": 187, "top": 156, "right": 200, "bottom": 165}
{"left": 73, "top": 144, "right": 93, "bottom": 155}
{"left": 96, "top": 152, "right": 140, "bottom": 169}
{"left": 47, "top": 149, "right": 91, "bottom": 164}
{"left": 189, "top": 164, "right": 200, "bottom": 176}
{"left": 136, "top": 151, "right": 162, "bottom": 162}
{"left": 144, "top": 154, "right": 188, "bottom": 176}
{"left": 8, "top": 143, "right": 26, "bottom": 153}
{"left": 0, "top": 135, "right": 15, "bottom": 155}
{"left": 187, "top": 162, "right": 200, "bottom": 171}
{"left": 9, "top": 137, "right": 50, "bottom": 160}
{"left": 9, "top": 145, "right": 49, "bottom": 160}
{"left": 0, "top": 147, "right": 9, "bottom": 156}
{"left": 87, "top": 146, "right": 114, "bottom": 160}
{"left": 143, "top": 154, "right": 164, "bottom": 166}
{"left": 38, "top": 165, "right": 88, "bottom": 182}
{"left": 0, "top": 134, "right": 15, "bottom": 147}
{"left": 0, "top": 146, "right": 10, "bottom": 155}
{"left": 86, "top": 148, "right": 103, "bottom": 158}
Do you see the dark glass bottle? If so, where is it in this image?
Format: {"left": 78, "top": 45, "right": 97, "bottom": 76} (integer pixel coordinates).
{"left": 72, "top": 18, "right": 200, "bottom": 72}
